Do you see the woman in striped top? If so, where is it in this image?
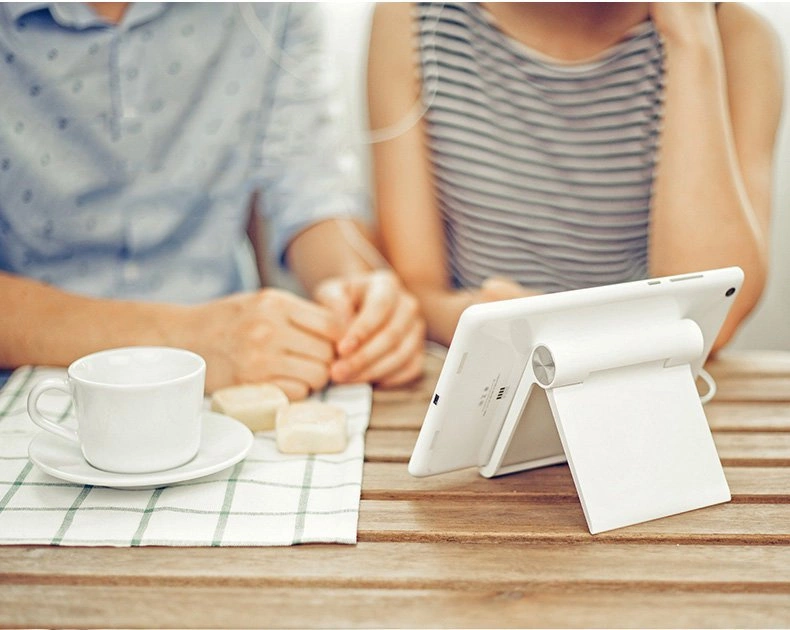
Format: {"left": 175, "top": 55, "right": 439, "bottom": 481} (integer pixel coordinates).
{"left": 367, "top": 3, "right": 782, "bottom": 348}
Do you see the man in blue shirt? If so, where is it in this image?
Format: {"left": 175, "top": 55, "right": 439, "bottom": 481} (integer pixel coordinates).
{"left": 0, "top": 2, "right": 425, "bottom": 397}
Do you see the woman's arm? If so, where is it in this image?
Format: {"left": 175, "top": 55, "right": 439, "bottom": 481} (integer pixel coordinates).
{"left": 368, "top": 3, "right": 504, "bottom": 347}
{"left": 649, "top": 3, "right": 783, "bottom": 349}
{"left": 287, "top": 219, "right": 426, "bottom": 388}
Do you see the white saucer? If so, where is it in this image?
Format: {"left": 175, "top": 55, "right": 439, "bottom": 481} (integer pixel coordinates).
{"left": 28, "top": 411, "right": 254, "bottom": 490}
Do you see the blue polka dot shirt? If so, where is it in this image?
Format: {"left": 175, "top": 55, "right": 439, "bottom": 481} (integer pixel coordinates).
{"left": 0, "top": 3, "right": 366, "bottom": 303}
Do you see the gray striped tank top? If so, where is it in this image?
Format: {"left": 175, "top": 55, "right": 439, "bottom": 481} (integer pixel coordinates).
{"left": 415, "top": 3, "right": 665, "bottom": 293}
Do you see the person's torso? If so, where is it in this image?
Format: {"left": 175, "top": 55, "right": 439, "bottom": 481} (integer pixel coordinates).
{"left": 415, "top": 2, "right": 664, "bottom": 293}
{"left": 0, "top": 2, "right": 287, "bottom": 302}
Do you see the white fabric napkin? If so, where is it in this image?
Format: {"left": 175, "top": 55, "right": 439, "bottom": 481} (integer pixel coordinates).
{"left": 0, "top": 366, "right": 371, "bottom": 546}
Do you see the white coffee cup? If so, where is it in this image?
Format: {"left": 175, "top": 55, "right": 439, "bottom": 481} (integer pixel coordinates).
{"left": 27, "top": 346, "right": 206, "bottom": 474}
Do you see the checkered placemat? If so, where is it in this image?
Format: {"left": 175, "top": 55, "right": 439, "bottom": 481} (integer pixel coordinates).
{"left": 0, "top": 366, "right": 371, "bottom": 546}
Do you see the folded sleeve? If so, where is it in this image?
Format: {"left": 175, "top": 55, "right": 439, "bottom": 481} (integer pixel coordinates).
{"left": 253, "top": 3, "right": 370, "bottom": 267}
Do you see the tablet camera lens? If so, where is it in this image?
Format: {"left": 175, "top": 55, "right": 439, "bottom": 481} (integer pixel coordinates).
{"left": 725, "top": 287, "right": 736, "bottom": 297}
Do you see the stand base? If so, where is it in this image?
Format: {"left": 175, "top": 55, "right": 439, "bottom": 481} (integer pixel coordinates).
{"left": 480, "top": 361, "right": 730, "bottom": 534}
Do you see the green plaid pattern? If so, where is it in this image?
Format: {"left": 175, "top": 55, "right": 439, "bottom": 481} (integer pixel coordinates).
{"left": 0, "top": 367, "right": 371, "bottom": 546}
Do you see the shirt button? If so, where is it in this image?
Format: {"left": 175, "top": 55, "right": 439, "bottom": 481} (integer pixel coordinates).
{"left": 123, "top": 263, "right": 141, "bottom": 282}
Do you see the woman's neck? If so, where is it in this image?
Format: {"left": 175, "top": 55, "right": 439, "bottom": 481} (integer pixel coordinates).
{"left": 481, "top": 3, "right": 651, "bottom": 62}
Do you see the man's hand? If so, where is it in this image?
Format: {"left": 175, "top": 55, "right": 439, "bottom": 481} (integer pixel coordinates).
{"left": 314, "top": 270, "right": 425, "bottom": 387}
{"left": 186, "top": 288, "right": 341, "bottom": 399}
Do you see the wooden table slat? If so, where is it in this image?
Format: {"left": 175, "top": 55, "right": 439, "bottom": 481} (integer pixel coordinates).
{"left": 706, "top": 402, "right": 790, "bottom": 431}
{"left": 4, "top": 542, "right": 790, "bottom": 587}
{"left": 371, "top": 400, "right": 790, "bottom": 432}
{"left": 708, "top": 351, "right": 790, "bottom": 378}
{"left": 710, "top": 377, "right": 790, "bottom": 403}
{"left": 363, "top": 428, "right": 790, "bottom": 465}
{"left": 3, "top": 585, "right": 789, "bottom": 629}
{"left": 358, "top": 500, "right": 790, "bottom": 544}
{"left": 360, "top": 462, "right": 790, "bottom": 502}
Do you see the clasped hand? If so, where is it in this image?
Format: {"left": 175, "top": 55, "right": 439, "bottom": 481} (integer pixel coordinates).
{"left": 193, "top": 270, "right": 425, "bottom": 398}
{"left": 315, "top": 269, "right": 426, "bottom": 389}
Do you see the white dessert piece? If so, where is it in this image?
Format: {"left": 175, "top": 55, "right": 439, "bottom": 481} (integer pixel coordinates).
{"left": 276, "top": 402, "right": 348, "bottom": 454}
{"left": 211, "top": 383, "right": 289, "bottom": 432}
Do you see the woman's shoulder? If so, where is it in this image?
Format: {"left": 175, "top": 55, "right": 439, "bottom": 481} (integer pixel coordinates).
{"left": 717, "top": 3, "right": 782, "bottom": 61}
{"left": 372, "top": 2, "right": 412, "bottom": 30}
{"left": 368, "top": 2, "right": 423, "bottom": 111}
{"left": 370, "top": 2, "right": 414, "bottom": 55}
{"left": 716, "top": 4, "right": 783, "bottom": 99}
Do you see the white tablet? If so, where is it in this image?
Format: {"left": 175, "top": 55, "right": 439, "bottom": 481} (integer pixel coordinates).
{"left": 408, "top": 267, "right": 744, "bottom": 478}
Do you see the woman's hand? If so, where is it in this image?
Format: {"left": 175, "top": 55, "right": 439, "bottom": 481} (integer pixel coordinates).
{"left": 314, "top": 269, "right": 426, "bottom": 388}
{"left": 479, "top": 277, "right": 540, "bottom": 303}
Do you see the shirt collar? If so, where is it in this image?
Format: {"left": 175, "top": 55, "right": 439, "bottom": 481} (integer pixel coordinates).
{"left": 121, "top": 3, "right": 168, "bottom": 29}
{"left": 6, "top": 3, "right": 49, "bottom": 22}
{"left": 6, "top": 2, "right": 168, "bottom": 30}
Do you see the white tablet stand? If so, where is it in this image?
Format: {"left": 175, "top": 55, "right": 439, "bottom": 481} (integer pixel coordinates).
{"left": 479, "top": 318, "right": 731, "bottom": 534}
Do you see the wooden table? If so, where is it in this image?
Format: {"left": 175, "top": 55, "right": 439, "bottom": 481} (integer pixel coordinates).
{"left": 2, "top": 349, "right": 790, "bottom": 628}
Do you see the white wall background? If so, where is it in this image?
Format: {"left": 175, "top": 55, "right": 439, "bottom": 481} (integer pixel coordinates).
{"left": 321, "top": 2, "right": 790, "bottom": 350}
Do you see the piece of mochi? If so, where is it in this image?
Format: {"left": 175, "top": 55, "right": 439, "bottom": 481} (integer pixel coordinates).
{"left": 211, "top": 383, "right": 289, "bottom": 432}
{"left": 276, "top": 401, "right": 348, "bottom": 454}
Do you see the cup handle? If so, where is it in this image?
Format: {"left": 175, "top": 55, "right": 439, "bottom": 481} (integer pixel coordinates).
{"left": 27, "top": 377, "right": 79, "bottom": 444}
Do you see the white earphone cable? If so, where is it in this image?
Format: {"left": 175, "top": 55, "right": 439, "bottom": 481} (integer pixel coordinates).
{"left": 238, "top": 2, "right": 445, "bottom": 273}
{"left": 239, "top": 2, "right": 443, "bottom": 147}
{"left": 698, "top": 367, "right": 717, "bottom": 405}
